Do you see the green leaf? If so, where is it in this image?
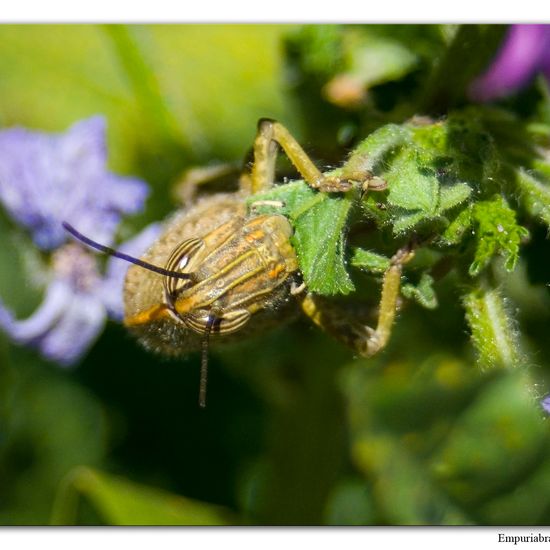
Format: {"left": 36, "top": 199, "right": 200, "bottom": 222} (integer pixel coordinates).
{"left": 51, "top": 467, "right": 233, "bottom": 526}
{"left": 343, "top": 357, "right": 480, "bottom": 525}
{"left": 432, "top": 371, "right": 545, "bottom": 507}
{"left": 291, "top": 193, "right": 355, "bottom": 295}
{"left": 249, "top": 181, "right": 355, "bottom": 296}
{"left": 468, "top": 196, "right": 529, "bottom": 276}
{"left": 402, "top": 272, "right": 438, "bottom": 309}
{"left": 350, "top": 248, "right": 391, "bottom": 274}
{"left": 386, "top": 149, "right": 440, "bottom": 214}
{"left": 441, "top": 207, "right": 473, "bottom": 245}
{"left": 391, "top": 210, "right": 428, "bottom": 234}
{"left": 515, "top": 168, "right": 550, "bottom": 228}
{"left": 344, "top": 31, "right": 418, "bottom": 89}
{"left": 345, "top": 123, "right": 411, "bottom": 175}
{"left": 357, "top": 119, "right": 480, "bottom": 236}
{"left": 343, "top": 355, "right": 548, "bottom": 525}
{"left": 438, "top": 182, "right": 472, "bottom": 212}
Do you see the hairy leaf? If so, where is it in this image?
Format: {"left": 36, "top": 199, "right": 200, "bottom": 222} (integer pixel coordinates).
{"left": 402, "top": 272, "right": 438, "bottom": 309}
{"left": 469, "top": 196, "right": 529, "bottom": 276}
{"left": 351, "top": 247, "right": 391, "bottom": 274}
{"left": 515, "top": 168, "right": 550, "bottom": 228}
{"left": 248, "top": 180, "right": 355, "bottom": 295}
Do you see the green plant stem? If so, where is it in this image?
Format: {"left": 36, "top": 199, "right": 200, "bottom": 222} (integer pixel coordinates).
{"left": 420, "top": 25, "right": 507, "bottom": 115}
{"left": 102, "top": 25, "right": 196, "bottom": 155}
{"left": 515, "top": 168, "right": 550, "bottom": 228}
{"left": 463, "top": 280, "right": 525, "bottom": 369}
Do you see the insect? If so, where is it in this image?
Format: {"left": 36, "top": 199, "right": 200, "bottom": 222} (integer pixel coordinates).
{"left": 65, "top": 119, "right": 413, "bottom": 407}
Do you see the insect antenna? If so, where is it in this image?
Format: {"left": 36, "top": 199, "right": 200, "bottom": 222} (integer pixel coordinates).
{"left": 199, "top": 314, "right": 218, "bottom": 409}
{"left": 62, "top": 222, "right": 193, "bottom": 281}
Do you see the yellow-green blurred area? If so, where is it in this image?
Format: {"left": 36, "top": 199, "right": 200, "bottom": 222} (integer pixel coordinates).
{"left": 0, "top": 25, "right": 293, "bottom": 163}
{"left": 1, "top": 24, "right": 550, "bottom": 526}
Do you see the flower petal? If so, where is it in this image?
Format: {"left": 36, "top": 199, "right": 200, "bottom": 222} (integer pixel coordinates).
{"left": 39, "top": 292, "right": 106, "bottom": 366}
{"left": 541, "top": 51, "right": 550, "bottom": 83}
{"left": 469, "top": 25, "right": 550, "bottom": 102}
{"left": 0, "top": 278, "right": 106, "bottom": 366}
{"left": 0, "top": 116, "right": 149, "bottom": 250}
{"left": 0, "top": 280, "right": 71, "bottom": 343}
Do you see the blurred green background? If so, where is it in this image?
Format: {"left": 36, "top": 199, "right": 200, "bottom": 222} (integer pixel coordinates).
{"left": 0, "top": 24, "right": 549, "bottom": 526}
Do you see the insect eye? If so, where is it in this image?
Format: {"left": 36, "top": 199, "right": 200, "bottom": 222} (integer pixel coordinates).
{"left": 164, "top": 238, "right": 204, "bottom": 297}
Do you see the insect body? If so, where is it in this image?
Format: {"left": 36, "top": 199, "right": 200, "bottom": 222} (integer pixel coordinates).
{"left": 124, "top": 194, "right": 299, "bottom": 356}
{"left": 65, "top": 119, "right": 413, "bottom": 407}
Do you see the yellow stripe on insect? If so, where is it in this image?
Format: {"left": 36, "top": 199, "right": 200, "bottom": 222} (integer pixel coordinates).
{"left": 124, "top": 304, "right": 172, "bottom": 327}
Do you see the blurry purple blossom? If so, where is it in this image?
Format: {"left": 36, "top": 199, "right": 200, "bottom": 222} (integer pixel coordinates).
{"left": 542, "top": 395, "right": 550, "bottom": 415}
{"left": 0, "top": 116, "right": 148, "bottom": 250}
{"left": 469, "top": 25, "right": 550, "bottom": 102}
{"left": 0, "top": 116, "right": 160, "bottom": 366}
{"left": 0, "top": 226, "right": 161, "bottom": 366}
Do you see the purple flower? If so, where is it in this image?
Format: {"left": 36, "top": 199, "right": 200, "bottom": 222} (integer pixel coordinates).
{"left": 0, "top": 117, "right": 159, "bottom": 366}
{"left": 0, "top": 116, "right": 148, "bottom": 250}
{"left": 542, "top": 395, "right": 550, "bottom": 415}
{"left": 469, "top": 25, "right": 550, "bottom": 102}
{"left": 0, "top": 227, "right": 161, "bottom": 366}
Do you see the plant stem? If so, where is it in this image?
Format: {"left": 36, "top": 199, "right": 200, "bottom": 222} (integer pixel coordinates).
{"left": 463, "top": 280, "right": 525, "bottom": 369}
{"left": 102, "top": 25, "right": 196, "bottom": 155}
{"left": 420, "top": 25, "right": 507, "bottom": 115}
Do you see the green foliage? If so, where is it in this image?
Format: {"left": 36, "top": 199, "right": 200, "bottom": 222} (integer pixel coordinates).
{"left": 354, "top": 117, "right": 486, "bottom": 236}
{"left": 463, "top": 285, "right": 526, "bottom": 370}
{"left": 289, "top": 191, "right": 355, "bottom": 295}
{"left": 284, "top": 25, "right": 345, "bottom": 80}
{"left": 351, "top": 248, "right": 391, "bottom": 274}
{"left": 0, "top": 352, "right": 107, "bottom": 524}
{"left": 402, "top": 272, "right": 438, "bottom": 309}
{"left": 344, "top": 357, "right": 549, "bottom": 525}
{"left": 1, "top": 24, "right": 550, "bottom": 527}
{"left": 469, "top": 197, "right": 530, "bottom": 276}
{"left": 420, "top": 25, "right": 507, "bottom": 113}
{"left": 51, "top": 467, "right": 232, "bottom": 525}
{"left": 515, "top": 168, "right": 550, "bottom": 227}
{"left": 250, "top": 112, "right": 531, "bottom": 301}
{"left": 0, "top": 25, "right": 295, "bottom": 220}
{"left": 443, "top": 196, "right": 530, "bottom": 276}
{"left": 249, "top": 181, "right": 355, "bottom": 295}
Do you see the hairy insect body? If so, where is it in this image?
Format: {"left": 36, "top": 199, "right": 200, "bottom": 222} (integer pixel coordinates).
{"left": 124, "top": 193, "right": 300, "bottom": 356}
{"left": 64, "top": 120, "right": 413, "bottom": 406}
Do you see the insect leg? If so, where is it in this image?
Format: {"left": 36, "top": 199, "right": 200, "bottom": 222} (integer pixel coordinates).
{"left": 250, "top": 119, "right": 357, "bottom": 194}
{"left": 299, "top": 245, "right": 414, "bottom": 357}
{"left": 174, "top": 164, "right": 242, "bottom": 205}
